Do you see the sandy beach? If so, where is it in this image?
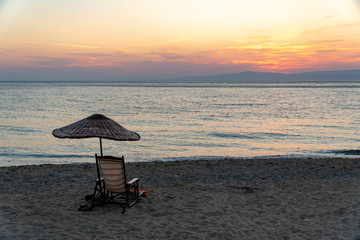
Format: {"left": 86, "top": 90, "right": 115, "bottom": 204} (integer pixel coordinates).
{"left": 0, "top": 157, "right": 359, "bottom": 239}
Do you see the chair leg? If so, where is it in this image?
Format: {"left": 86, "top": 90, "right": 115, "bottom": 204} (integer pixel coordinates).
{"left": 122, "top": 204, "right": 126, "bottom": 214}
{"left": 127, "top": 181, "right": 140, "bottom": 207}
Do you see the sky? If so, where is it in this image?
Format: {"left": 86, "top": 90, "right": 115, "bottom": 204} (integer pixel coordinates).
{"left": 0, "top": 0, "right": 360, "bottom": 80}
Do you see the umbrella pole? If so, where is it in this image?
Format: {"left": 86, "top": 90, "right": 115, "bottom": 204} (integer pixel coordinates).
{"left": 99, "top": 137, "right": 103, "bottom": 156}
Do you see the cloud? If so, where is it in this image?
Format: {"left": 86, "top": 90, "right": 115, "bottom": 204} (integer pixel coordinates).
{"left": 113, "top": 50, "right": 138, "bottom": 57}
{"left": 29, "top": 54, "right": 120, "bottom": 68}
{"left": 29, "top": 56, "right": 75, "bottom": 66}
{"left": 51, "top": 43, "right": 101, "bottom": 49}
{"left": 69, "top": 52, "right": 111, "bottom": 57}
{"left": 223, "top": 42, "right": 359, "bottom": 71}
{"left": 301, "top": 22, "right": 360, "bottom": 35}
{"left": 0, "top": 48, "right": 15, "bottom": 54}
{"left": 67, "top": 49, "right": 145, "bottom": 63}
{"left": 150, "top": 52, "right": 184, "bottom": 60}
{"left": 17, "top": 40, "right": 102, "bottom": 49}
{"left": 222, "top": 23, "right": 360, "bottom": 72}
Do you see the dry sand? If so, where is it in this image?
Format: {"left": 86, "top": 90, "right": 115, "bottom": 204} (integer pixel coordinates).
{"left": 0, "top": 157, "right": 359, "bottom": 240}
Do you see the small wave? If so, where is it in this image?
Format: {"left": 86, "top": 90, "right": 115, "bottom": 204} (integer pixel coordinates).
{"left": 0, "top": 125, "right": 40, "bottom": 133}
{"left": 210, "top": 132, "right": 254, "bottom": 139}
{"left": 214, "top": 103, "right": 267, "bottom": 107}
{"left": 147, "top": 154, "right": 335, "bottom": 163}
{"left": 210, "top": 132, "right": 302, "bottom": 139}
{"left": 0, "top": 153, "right": 90, "bottom": 159}
{"left": 330, "top": 150, "right": 360, "bottom": 155}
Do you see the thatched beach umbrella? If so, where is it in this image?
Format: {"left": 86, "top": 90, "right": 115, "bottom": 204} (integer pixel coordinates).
{"left": 52, "top": 114, "right": 140, "bottom": 156}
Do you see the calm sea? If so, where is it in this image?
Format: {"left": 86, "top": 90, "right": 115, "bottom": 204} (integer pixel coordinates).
{"left": 0, "top": 81, "right": 359, "bottom": 166}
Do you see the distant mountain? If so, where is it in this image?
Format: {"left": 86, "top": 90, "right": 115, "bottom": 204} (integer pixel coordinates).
{"left": 179, "top": 70, "right": 360, "bottom": 82}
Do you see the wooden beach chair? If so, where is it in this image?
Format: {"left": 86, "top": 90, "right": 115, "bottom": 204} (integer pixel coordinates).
{"left": 79, "top": 154, "right": 140, "bottom": 213}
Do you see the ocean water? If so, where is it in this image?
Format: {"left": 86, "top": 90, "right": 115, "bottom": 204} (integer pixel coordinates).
{"left": 0, "top": 81, "right": 359, "bottom": 166}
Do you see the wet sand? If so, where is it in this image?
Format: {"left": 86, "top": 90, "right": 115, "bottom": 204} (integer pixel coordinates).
{"left": 0, "top": 157, "right": 359, "bottom": 239}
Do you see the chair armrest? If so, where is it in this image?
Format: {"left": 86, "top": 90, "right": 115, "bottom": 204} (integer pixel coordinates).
{"left": 127, "top": 178, "right": 139, "bottom": 185}
{"left": 126, "top": 178, "right": 141, "bottom": 206}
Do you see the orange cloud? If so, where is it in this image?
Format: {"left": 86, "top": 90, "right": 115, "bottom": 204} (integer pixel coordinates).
{"left": 222, "top": 27, "right": 360, "bottom": 72}
{"left": 17, "top": 40, "right": 102, "bottom": 49}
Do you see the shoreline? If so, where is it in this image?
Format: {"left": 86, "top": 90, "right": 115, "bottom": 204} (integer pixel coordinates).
{"left": 1, "top": 154, "right": 359, "bottom": 168}
{"left": 1, "top": 157, "right": 359, "bottom": 239}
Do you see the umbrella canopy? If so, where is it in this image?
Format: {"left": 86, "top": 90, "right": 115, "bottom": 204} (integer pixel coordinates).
{"left": 52, "top": 114, "right": 140, "bottom": 155}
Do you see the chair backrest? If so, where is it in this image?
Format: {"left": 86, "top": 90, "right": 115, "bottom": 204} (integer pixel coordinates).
{"left": 96, "top": 155, "right": 127, "bottom": 193}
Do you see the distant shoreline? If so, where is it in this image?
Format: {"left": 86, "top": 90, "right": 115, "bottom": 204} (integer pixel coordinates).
{"left": 1, "top": 69, "right": 360, "bottom": 82}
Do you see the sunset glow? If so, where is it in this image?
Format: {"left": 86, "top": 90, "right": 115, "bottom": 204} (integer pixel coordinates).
{"left": 0, "top": 0, "right": 359, "bottom": 80}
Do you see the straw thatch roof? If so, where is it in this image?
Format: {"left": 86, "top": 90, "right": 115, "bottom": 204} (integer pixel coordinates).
{"left": 52, "top": 114, "right": 140, "bottom": 141}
